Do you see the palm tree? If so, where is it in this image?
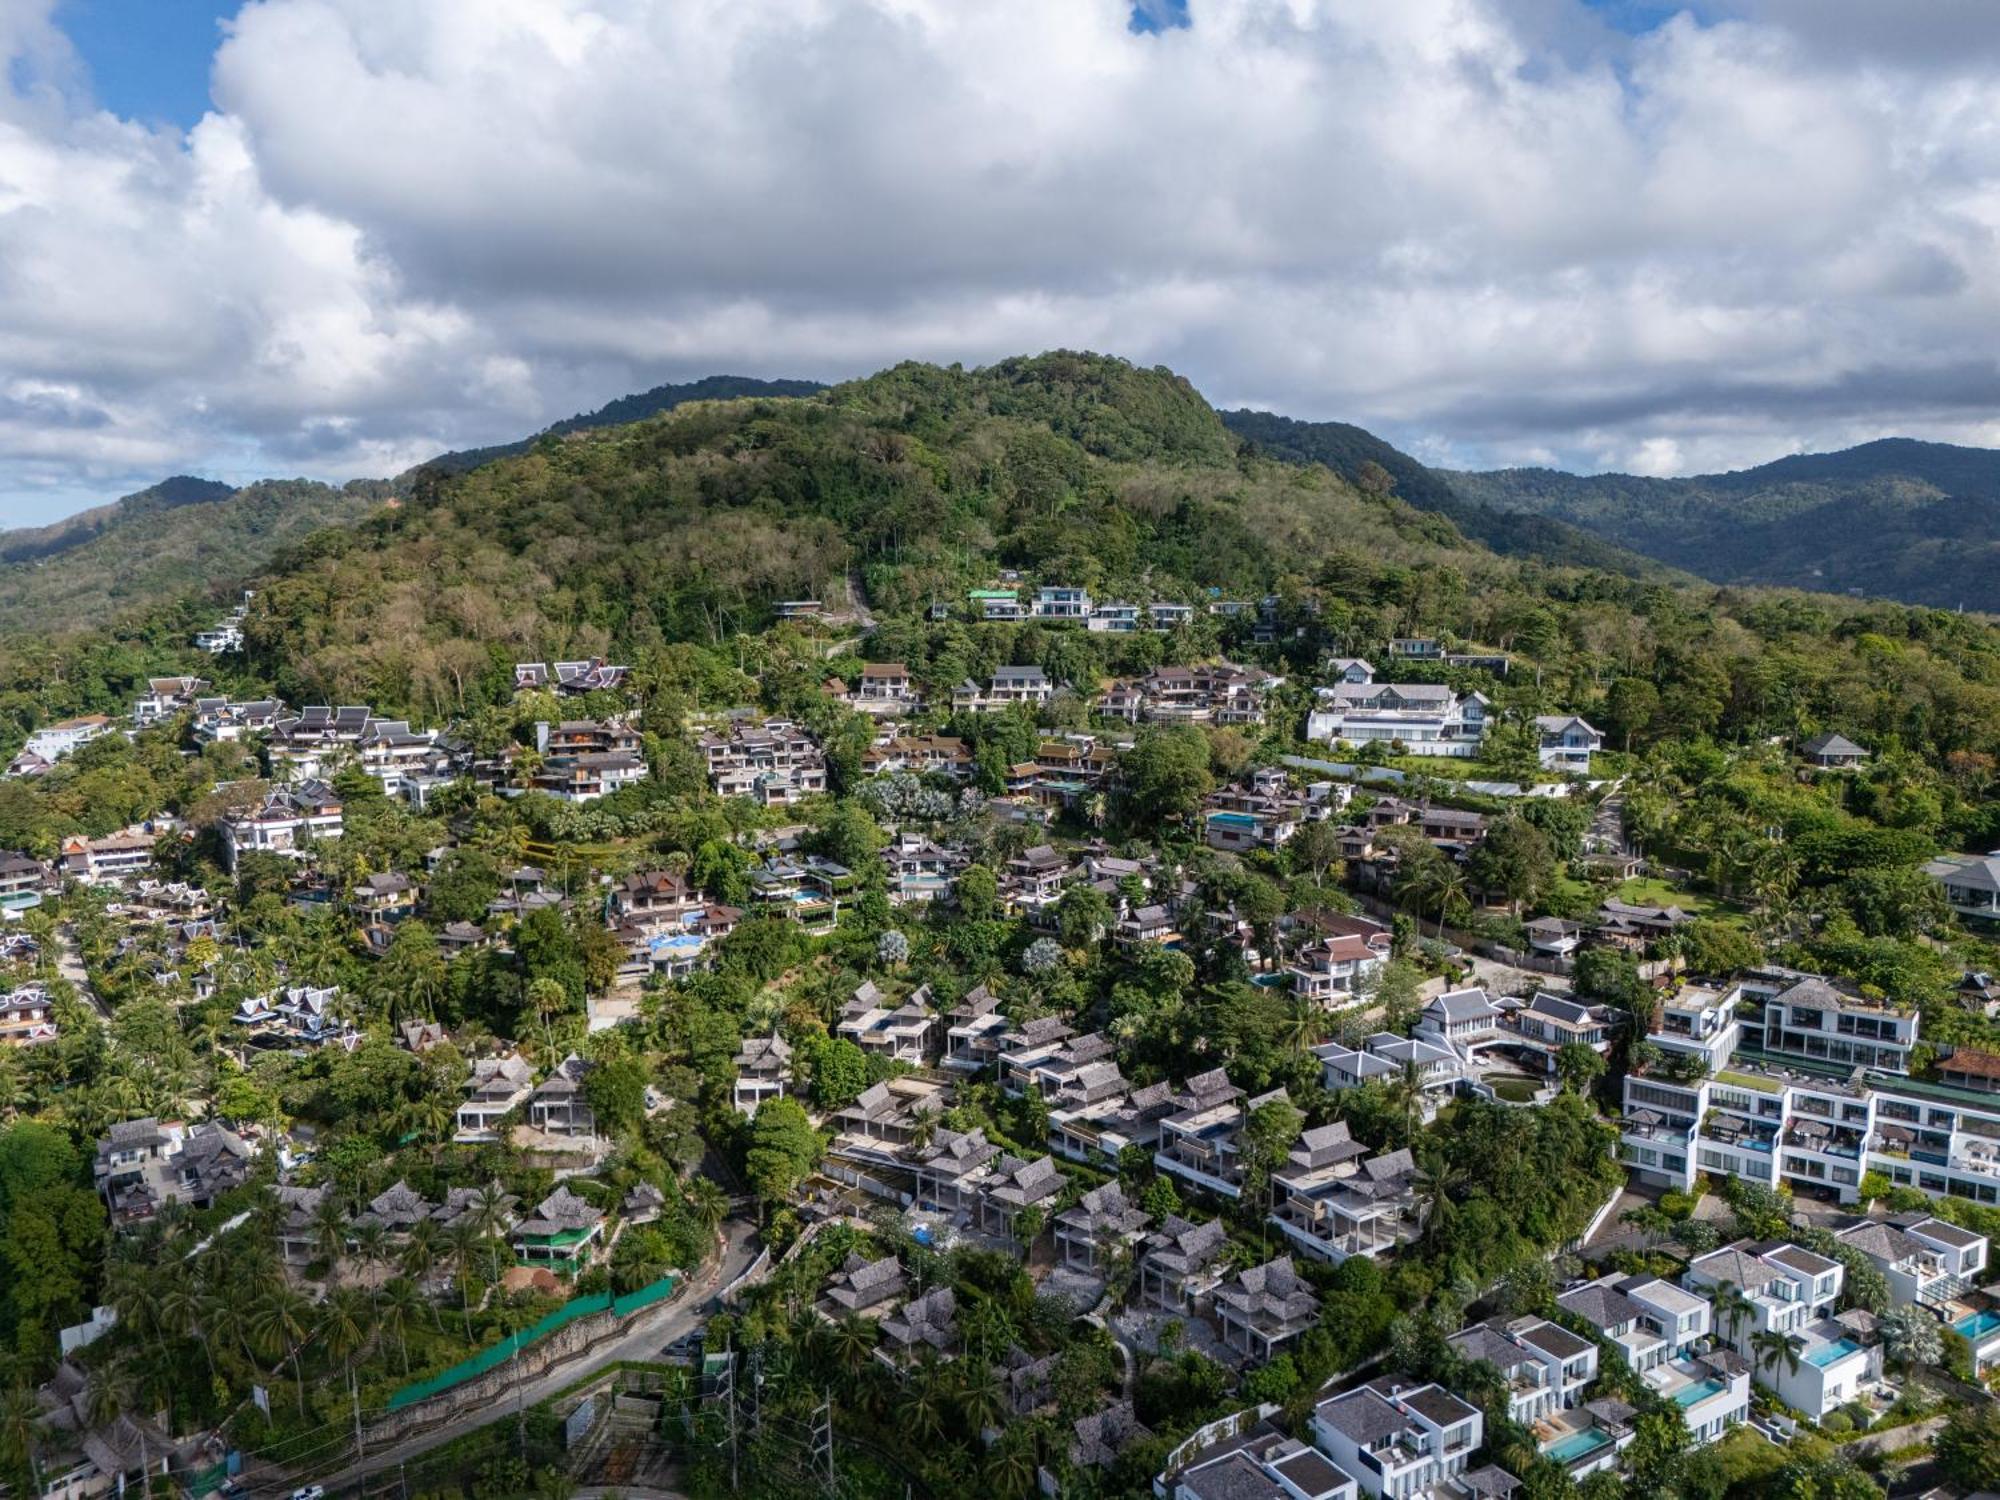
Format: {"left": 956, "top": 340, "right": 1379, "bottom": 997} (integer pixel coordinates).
{"left": 376, "top": 1276, "right": 426, "bottom": 1374}
{"left": 985, "top": 1432, "right": 1038, "bottom": 1500}
{"left": 319, "top": 1286, "right": 376, "bottom": 1377}
{"left": 830, "top": 1315, "right": 876, "bottom": 1376}
{"left": 899, "top": 1361, "right": 948, "bottom": 1443}
{"left": 401, "top": 1219, "right": 442, "bottom": 1311}
{"left": 352, "top": 1219, "right": 390, "bottom": 1278}
{"left": 956, "top": 1362, "right": 1007, "bottom": 1438}
{"left": 247, "top": 1284, "right": 313, "bottom": 1415}
{"left": 313, "top": 1193, "right": 351, "bottom": 1273}
{"left": 158, "top": 1266, "right": 214, "bottom": 1376}
{"left": 446, "top": 1219, "right": 485, "bottom": 1339}
{"left": 1709, "top": 1280, "right": 1753, "bottom": 1347}
{"left": 1750, "top": 1329, "right": 1802, "bottom": 1387}
{"left": 0, "top": 1384, "right": 46, "bottom": 1497}
{"left": 687, "top": 1178, "right": 729, "bottom": 1243}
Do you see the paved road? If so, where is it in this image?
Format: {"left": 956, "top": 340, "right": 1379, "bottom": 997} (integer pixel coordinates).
{"left": 243, "top": 1216, "right": 762, "bottom": 1498}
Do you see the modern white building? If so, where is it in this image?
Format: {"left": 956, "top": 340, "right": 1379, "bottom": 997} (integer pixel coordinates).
{"left": 1683, "top": 1241, "right": 1880, "bottom": 1421}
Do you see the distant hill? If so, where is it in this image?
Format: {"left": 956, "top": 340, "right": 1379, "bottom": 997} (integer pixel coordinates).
{"left": 1218, "top": 409, "right": 1662, "bottom": 576}
{"left": 0, "top": 478, "right": 388, "bottom": 633}
{"left": 1444, "top": 437, "right": 2000, "bottom": 610}
{"left": 0, "top": 475, "right": 235, "bottom": 566}
{"left": 419, "top": 374, "right": 827, "bottom": 475}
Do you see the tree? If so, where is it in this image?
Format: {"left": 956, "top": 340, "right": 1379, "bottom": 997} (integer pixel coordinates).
{"left": 744, "top": 1098, "right": 822, "bottom": 1215}
{"left": 1056, "top": 884, "right": 1114, "bottom": 947}
{"left": 805, "top": 1035, "right": 870, "bottom": 1110}
{"left": 1290, "top": 818, "right": 1343, "bottom": 883}
{"left": 1467, "top": 815, "right": 1555, "bottom": 915}
{"left": 1120, "top": 727, "right": 1213, "bottom": 832}
{"left": 1553, "top": 1042, "right": 1604, "bottom": 1096}
{"left": 1877, "top": 1303, "right": 1942, "bottom": 1370}
{"left": 877, "top": 929, "right": 911, "bottom": 966}
{"left": 1604, "top": 677, "right": 1659, "bottom": 751}
{"left": 1021, "top": 937, "right": 1063, "bottom": 977}
{"left": 582, "top": 1053, "right": 650, "bottom": 1135}
{"left": 956, "top": 864, "right": 998, "bottom": 921}
{"left": 1749, "top": 1328, "right": 1801, "bottom": 1386}
{"left": 1240, "top": 1095, "right": 1303, "bottom": 1223}
{"left": 1935, "top": 1401, "right": 2000, "bottom": 1491}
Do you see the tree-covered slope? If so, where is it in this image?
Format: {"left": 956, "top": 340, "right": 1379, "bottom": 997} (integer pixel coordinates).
{"left": 244, "top": 352, "right": 1505, "bottom": 713}
{"left": 418, "top": 374, "right": 828, "bottom": 476}
{"left": 0, "top": 475, "right": 236, "bottom": 566}
{"left": 1218, "top": 408, "right": 1663, "bottom": 577}
{"left": 1445, "top": 438, "right": 2000, "bottom": 609}
{"left": 0, "top": 478, "right": 388, "bottom": 632}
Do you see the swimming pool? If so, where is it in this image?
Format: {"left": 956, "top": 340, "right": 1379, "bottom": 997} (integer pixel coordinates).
{"left": 1543, "top": 1428, "right": 1613, "bottom": 1464}
{"left": 1953, "top": 1309, "right": 2000, "bottom": 1340}
{"left": 1805, "top": 1338, "right": 1861, "bottom": 1367}
{"left": 1206, "top": 811, "right": 1258, "bottom": 830}
{"left": 1672, "top": 1378, "right": 1726, "bottom": 1406}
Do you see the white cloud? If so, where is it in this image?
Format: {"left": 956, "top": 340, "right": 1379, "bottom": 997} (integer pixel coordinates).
{"left": 5, "top": 0, "right": 2000, "bottom": 523}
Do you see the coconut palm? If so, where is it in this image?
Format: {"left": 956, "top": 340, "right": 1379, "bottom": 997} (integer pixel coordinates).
{"left": 899, "top": 1361, "right": 948, "bottom": 1444}
{"left": 446, "top": 1218, "right": 485, "bottom": 1338}
{"left": 956, "top": 1362, "right": 1007, "bottom": 1437}
{"left": 247, "top": 1284, "right": 313, "bottom": 1414}
{"left": 0, "top": 1383, "right": 46, "bottom": 1497}
{"left": 319, "top": 1286, "right": 376, "bottom": 1375}
{"left": 313, "top": 1192, "right": 350, "bottom": 1272}
{"left": 687, "top": 1177, "right": 729, "bottom": 1241}
{"left": 1750, "top": 1329, "right": 1802, "bottom": 1386}
{"left": 1709, "top": 1280, "right": 1754, "bottom": 1346}
{"left": 376, "top": 1276, "right": 426, "bottom": 1374}
{"left": 829, "top": 1314, "right": 876, "bottom": 1375}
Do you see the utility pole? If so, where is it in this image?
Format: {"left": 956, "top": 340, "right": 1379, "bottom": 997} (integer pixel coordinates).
{"left": 720, "top": 1336, "right": 739, "bottom": 1493}
{"left": 351, "top": 1368, "right": 366, "bottom": 1462}
{"left": 812, "top": 1392, "right": 835, "bottom": 1495}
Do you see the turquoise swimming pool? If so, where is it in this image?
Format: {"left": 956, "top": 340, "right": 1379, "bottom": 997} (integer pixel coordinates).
{"left": 1954, "top": 1309, "right": 2000, "bottom": 1340}
{"left": 1805, "top": 1338, "right": 1861, "bottom": 1367}
{"left": 1672, "top": 1378, "right": 1727, "bottom": 1406}
{"left": 1544, "top": 1428, "right": 1613, "bottom": 1464}
{"left": 1206, "top": 811, "right": 1259, "bottom": 829}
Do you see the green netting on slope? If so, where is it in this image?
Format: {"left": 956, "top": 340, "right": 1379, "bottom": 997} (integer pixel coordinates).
{"left": 386, "top": 1274, "right": 677, "bottom": 1410}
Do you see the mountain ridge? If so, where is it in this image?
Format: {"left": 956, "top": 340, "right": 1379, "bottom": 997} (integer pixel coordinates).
{"left": 1443, "top": 435, "right": 2000, "bottom": 609}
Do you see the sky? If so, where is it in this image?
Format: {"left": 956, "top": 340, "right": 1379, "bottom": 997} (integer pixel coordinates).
{"left": 6, "top": 0, "right": 2000, "bottom": 527}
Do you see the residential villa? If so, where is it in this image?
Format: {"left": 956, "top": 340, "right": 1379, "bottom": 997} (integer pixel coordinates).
{"left": 1926, "top": 851, "right": 2000, "bottom": 922}
{"left": 1558, "top": 1275, "right": 1751, "bottom": 1445}
{"left": 1269, "top": 1124, "right": 1421, "bottom": 1267}
{"left": 732, "top": 1035, "right": 793, "bottom": 1116}
{"left": 1684, "top": 1241, "right": 1879, "bottom": 1421}
{"left": 1308, "top": 1380, "right": 1483, "bottom": 1500}
{"left": 512, "top": 1187, "right": 605, "bottom": 1274}
{"left": 220, "top": 782, "right": 344, "bottom": 870}
{"left": 456, "top": 1053, "right": 537, "bottom": 1141}
{"left": 1213, "top": 1256, "right": 1320, "bottom": 1361}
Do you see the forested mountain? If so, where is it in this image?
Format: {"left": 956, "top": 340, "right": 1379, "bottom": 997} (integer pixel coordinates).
{"left": 417, "top": 373, "right": 828, "bottom": 475}
{"left": 242, "top": 352, "right": 1507, "bottom": 717}
{"left": 0, "top": 478, "right": 388, "bottom": 633}
{"left": 1218, "top": 408, "right": 1664, "bottom": 576}
{"left": 1445, "top": 437, "right": 2000, "bottom": 610}
{"left": 0, "top": 475, "right": 234, "bottom": 566}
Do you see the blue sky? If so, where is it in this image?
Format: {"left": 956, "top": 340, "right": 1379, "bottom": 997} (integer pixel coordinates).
{"left": 58, "top": 0, "right": 228, "bottom": 126}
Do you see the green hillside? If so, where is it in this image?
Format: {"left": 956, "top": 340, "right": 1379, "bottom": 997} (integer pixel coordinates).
{"left": 0, "top": 475, "right": 234, "bottom": 566}
{"left": 0, "top": 477, "right": 388, "bottom": 633}
{"left": 1220, "top": 409, "right": 1665, "bottom": 576}
{"left": 418, "top": 373, "right": 829, "bottom": 475}
{"left": 1446, "top": 438, "right": 2000, "bottom": 609}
